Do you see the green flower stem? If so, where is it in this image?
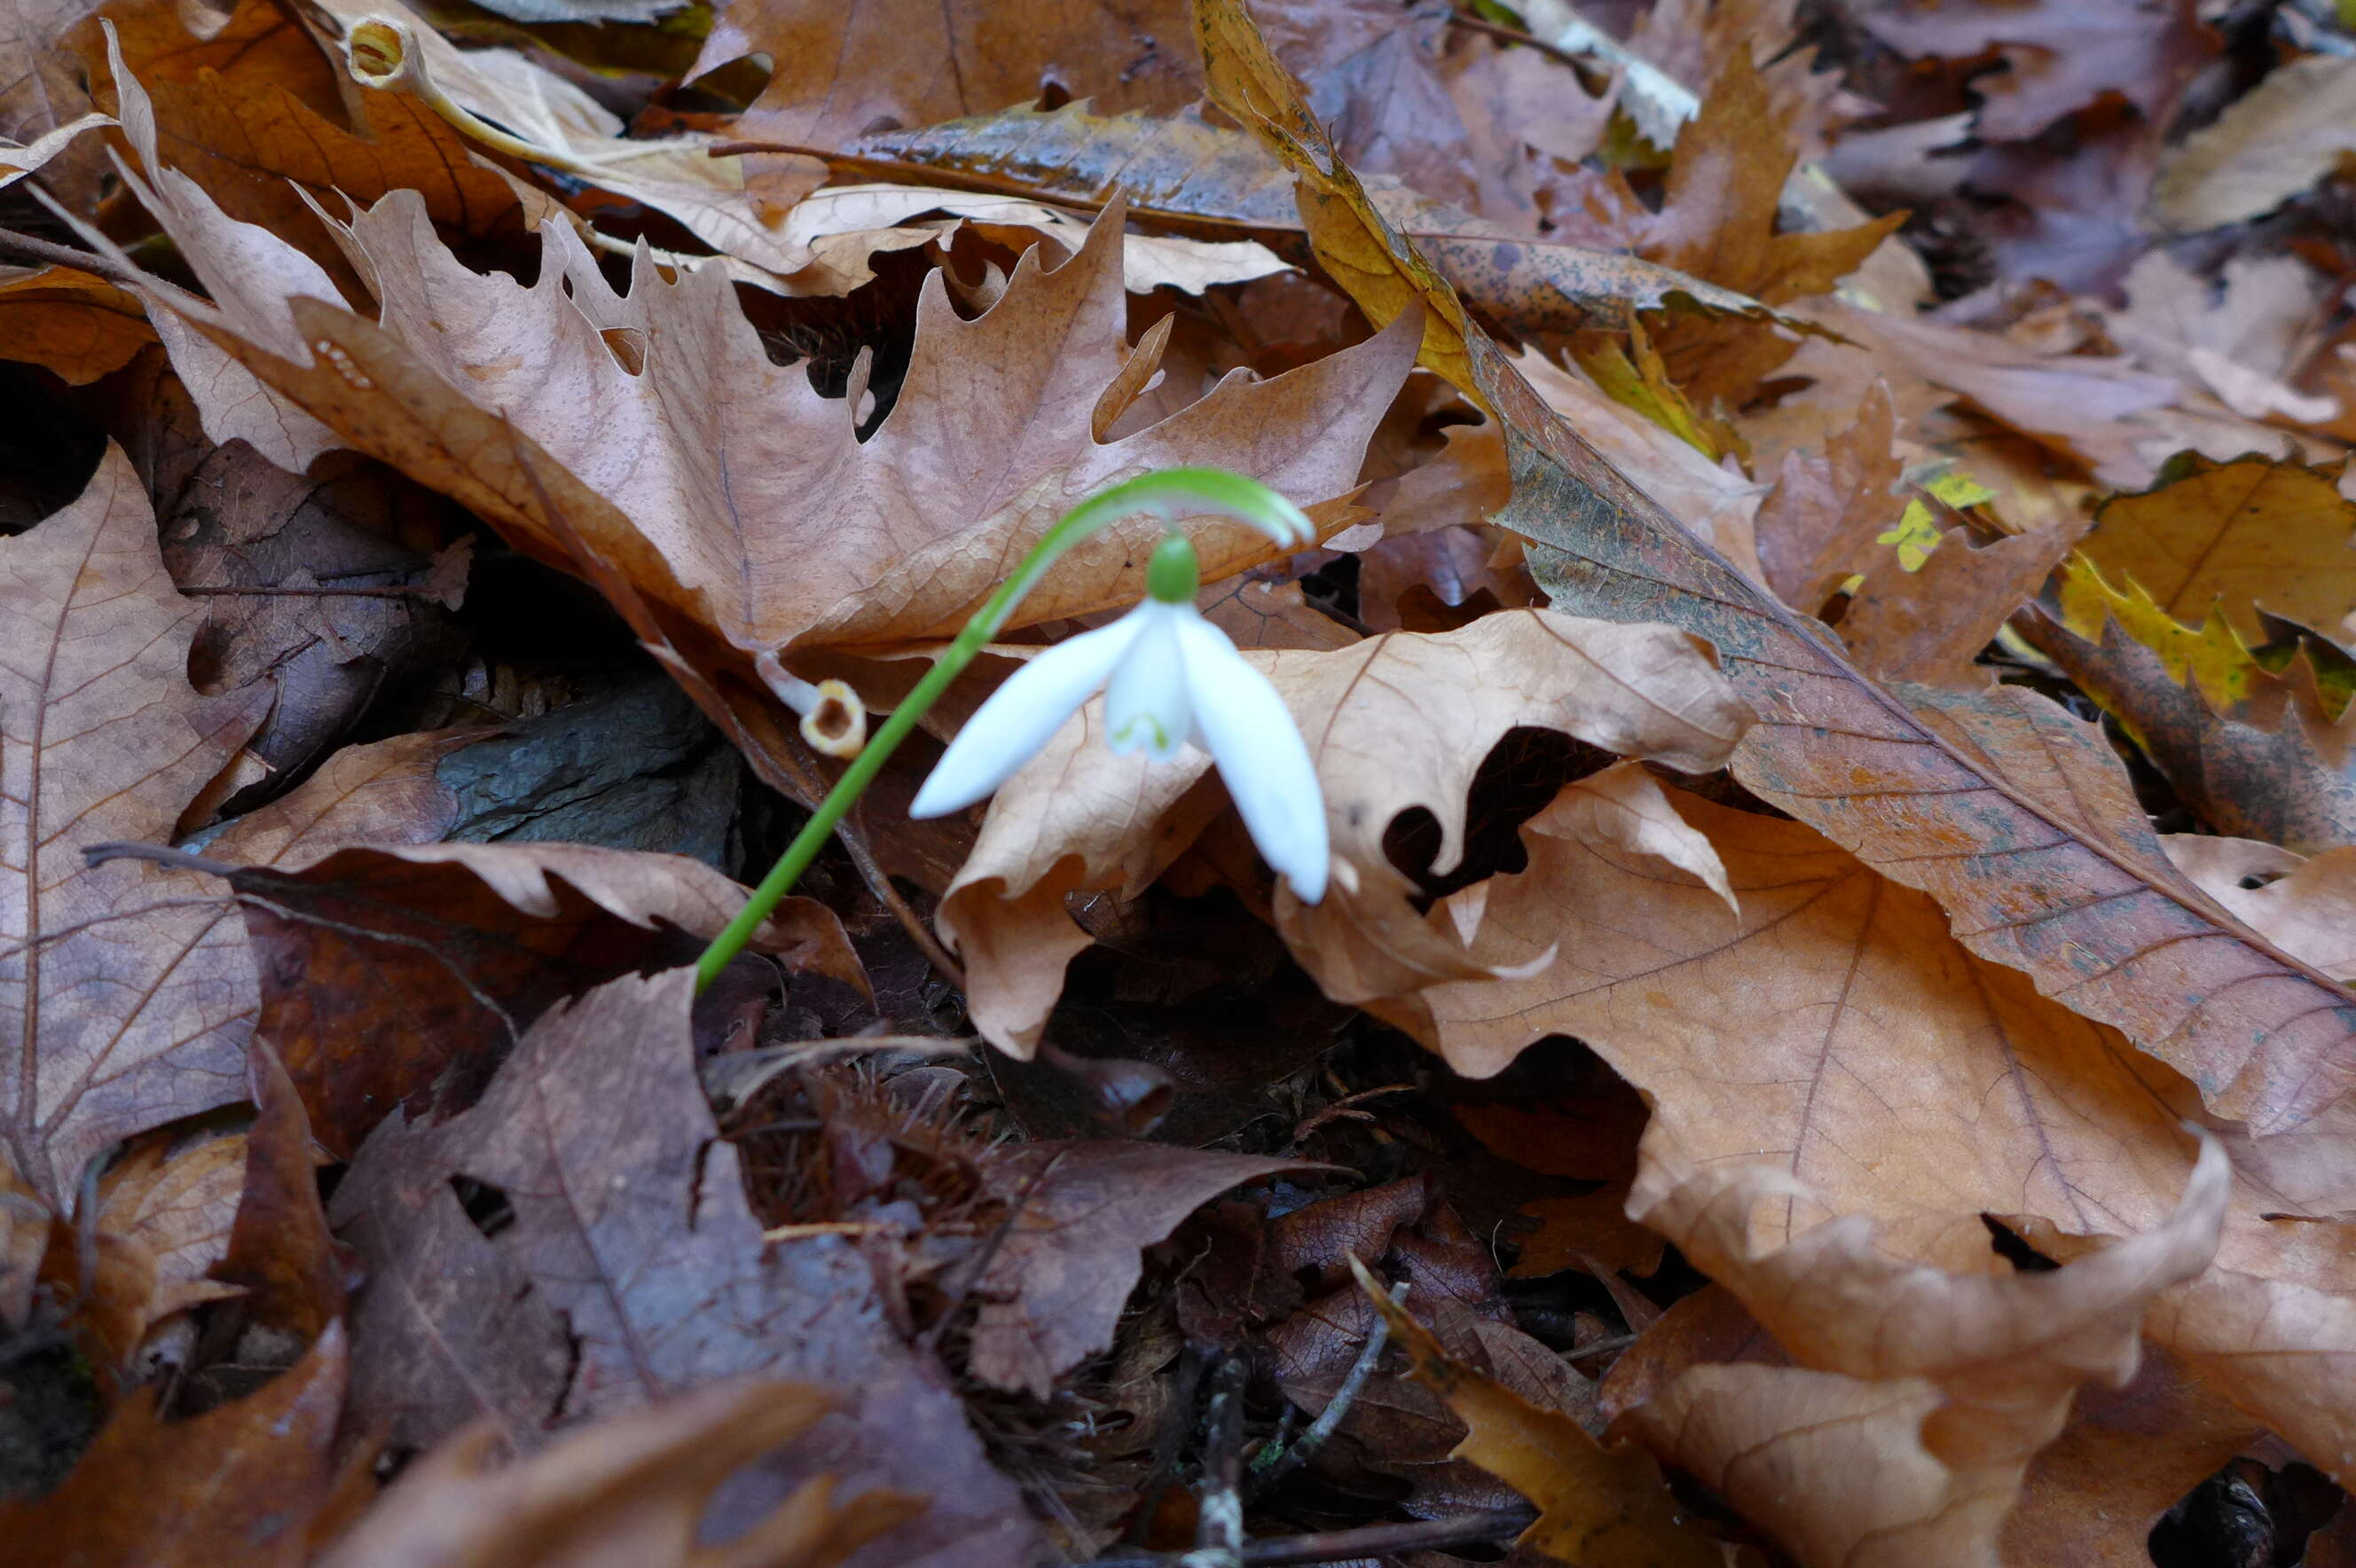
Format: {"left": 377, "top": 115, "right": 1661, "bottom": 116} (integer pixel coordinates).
{"left": 694, "top": 466, "right": 1312, "bottom": 994}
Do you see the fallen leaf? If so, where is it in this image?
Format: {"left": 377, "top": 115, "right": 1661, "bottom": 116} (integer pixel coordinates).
{"left": 0, "top": 443, "right": 265, "bottom": 1205}
{"left": 937, "top": 608, "right": 1750, "bottom": 1055}
{"left": 43, "top": 1126, "right": 248, "bottom": 1376}
{"left": 330, "top": 968, "right": 1042, "bottom": 1567}
{"left": 1354, "top": 1257, "right": 1726, "bottom": 1567}
{"left": 212, "top": 1038, "right": 346, "bottom": 1338}
{"left": 1834, "top": 521, "right": 2076, "bottom": 689}
{"left": 1620, "top": 1139, "right": 2229, "bottom": 1568}
{"left": 2069, "top": 453, "right": 2356, "bottom": 648}
{"left": 969, "top": 1141, "right": 1318, "bottom": 1396}
{"left": 690, "top": 0, "right": 1200, "bottom": 159}
{"left": 1859, "top": 0, "right": 2217, "bottom": 142}
{"left": 1753, "top": 379, "right": 1904, "bottom": 613}
{"left": 208, "top": 828, "right": 861, "bottom": 1155}
{"left": 2153, "top": 52, "right": 2356, "bottom": 232}
{"left": 2165, "top": 835, "right": 2356, "bottom": 982}
{"left": 0, "top": 1321, "right": 347, "bottom": 1567}
{"left": 313, "top": 0, "right": 820, "bottom": 277}
{"left": 313, "top": 1378, "right": 920, "bottom": 1568}
{"left": 0, "top": 263, "right": 154, "bottom": 383}
{"left": 2105, "top": 252, "right": 2340, "bottom": 427}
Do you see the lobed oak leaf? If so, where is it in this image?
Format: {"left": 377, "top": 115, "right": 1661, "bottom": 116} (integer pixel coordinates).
{"left": 95, "top": 43, "right": 1418, "bottom": 675}
{"left": 330, "top": 968, "right": 1040, "bottom": 1567}
{"left": 935, "top": 608, "right": 1750, "bottom": 1055}
{"left": 313, "top": 1379, "right": 921, "bottom": 1568}
{"left": 0, "top": 443, "right": 267, "bottom": 1207}
{"left": 2104, "top": 253, "right": 2340, "bottom": 427}
{"left": 1621, "top": 1140, "right": 2228, "bottom": 1568}
{"left": 1752, "top": 379, "right": 1904, "bottom": 613}
{"left": 1834, "top": 519, "right": 2077, "bottom": 690}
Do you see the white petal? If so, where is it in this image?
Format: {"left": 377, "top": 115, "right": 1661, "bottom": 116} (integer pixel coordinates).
{"left": 1173, "top": 609, "right": 1331, "bottom": 904}
{"left": 909, "top": 609, "right": 1151, "bottom": 817}
{"left": 1103, "top": 601, "right": 1192, "bottom": 763}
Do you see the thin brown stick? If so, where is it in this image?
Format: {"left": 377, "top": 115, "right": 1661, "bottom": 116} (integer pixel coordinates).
{"left": 0, "top": 225, "right": 142, "bottom": 285}
{"left": 177, "top": 583, "right": 449, "bottom": 600}
{"left": 1443, "top": 9, "right": 1597, "bottom": 73}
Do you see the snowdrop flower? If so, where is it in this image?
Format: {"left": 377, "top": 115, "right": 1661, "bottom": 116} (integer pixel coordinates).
{"left": 911, "top": 531, "right": 1331, "bottom": 904}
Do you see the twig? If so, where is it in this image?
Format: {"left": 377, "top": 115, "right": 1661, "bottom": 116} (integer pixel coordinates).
{"left": 1182, "top": 1352, "right": 1250, "bottom": 1568}
{"left": 1443, "top": 9, "right": 1599, "bottom": 74}
{"left": 1088, "top": 1508, "right": 1535, "bottom": 1567}
{"left": 177, "top": 583, "right": 448, "bottom": 600}
{"left": 0, "top": 225, "right": 142, "bottom": 285}
{"left": 1246, "top": 1278, "right": 1407, "bottom": 1495}
{"left": 1127, "top": 1345, "right": 1211, "bottom": 1547}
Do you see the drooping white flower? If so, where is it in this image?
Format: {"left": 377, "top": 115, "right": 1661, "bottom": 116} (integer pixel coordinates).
{"left": 909, "top": 534, "right": 1331, "bottom": 904}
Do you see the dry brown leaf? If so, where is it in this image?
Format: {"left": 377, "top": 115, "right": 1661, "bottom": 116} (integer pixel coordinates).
{"left": 2105, "top": 252, "right": 2339, "bottom": 427}
{"left": 94, "top": 50, "right": 1416, "bottom": 693}
{"left": 2165, "top": 835, "right": 2356, "bottom": 983}
{"left": 2072, "top": 453, "right": 2356, "bottom": 647}
{"left": 1622, "top": 1140, "right": 2229, "bottom": 1568}
{"left": 1753, "top": 379, "right": 1904, "bottom": 613}
{"left": 0, "top": 263, "right": 154, "bottom": 383}
{"left": 94, "top": 0, "right": 535, "bottom": 284}
{"left": 0, "top": 1321, "right": 347, "bottom": 1567}
{"left": 1355, "top": 1258, "right": 1727, "bottom": 1568}
{"left": 1835, "top": 521, "right": 2076, "bottom": 689}
{"left": 2154, "top": 53, "right": 2356, "bottom": 232}
{"left": 0, "top": 443, "right": 265, "bottom": 1205}
{"left": 969, "top": 1141, "right": 1318, "bottom": 1396}
{"left": 43, "top": 1127, "right": 248, "bottom": 1374}
{"left": 936, "top": 608, "right": 1750, "bottom": 1055}
{"left": 314, "top": 1379, "right": 920, "bottom": 1568}
{"left": 309, "top": 0, "right": 821, "bottom": 277}
{"left": 1859, "top": 0, "right": 2217, "bottom": 142}
{"left": 691, "top": 0, "right": 1199, "bottom": 158}
{"left": 330, "top": 968, "right": 1040, "bottom": 1567}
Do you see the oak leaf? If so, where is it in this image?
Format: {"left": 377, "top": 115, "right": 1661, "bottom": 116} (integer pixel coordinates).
{"left": 2166, "top": 835, "right": 2356, "bottom": 982}
{"left": 2105, "top": 252, "right": 2340, "bottom": 427}
{"left": 1620, "top": 1141, "right": 2229, "bottom": 1568}
{"left": 1834, "top": 520, "right": 2077, "bottom": 690}
{"left": 97, "top": 47, "right": 1417, "bottom": 671}
{"left": 935, "top": 608, "right": 1749, "bottom": 1054}
{"left": 314, "top": 1379, "right": 919, "bottom": 1568}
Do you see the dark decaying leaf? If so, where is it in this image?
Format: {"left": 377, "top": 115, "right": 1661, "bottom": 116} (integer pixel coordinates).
{"left": 329, "top": 968, "right": 1041, "bottom": 1568}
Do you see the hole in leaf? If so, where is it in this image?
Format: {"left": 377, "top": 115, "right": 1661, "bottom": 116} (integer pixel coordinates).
{"left": 450, "top": 1176, "right": 516, "bottom": 1240}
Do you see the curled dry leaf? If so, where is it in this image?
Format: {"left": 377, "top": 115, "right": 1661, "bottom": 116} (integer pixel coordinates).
{"left": 1621, "top": 1139, "right": 2230, "bottom": 1568}
{"left": 937, "top": 608, "right": 1750, "bottom": 1055}
{"left": 0, "top": 1321, "right": 347, "bottom": 1568}
{"left": 0, "top": 263, "right": 154, "bottom": 384}
{"left": 968, "top": 1141, "right": 1321, "bottom": 1397}
{"left": 314, "top": 1379, "right": 920, "bottom": 1568}
{"left": 2153, "top": 53, "right": 2356, "bottom": 232}
{"left": 330, "top": 968, "right": 1039, "bottom": 1568}
{"left": 1353, "top": 1258, "right": 1726, "bottom": 1568}
{"left": 43, "top": 1126, "right": 248, "bottom": 1375}
{"left": 1, "top": 443, "right": 265, "bottom": 1206}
